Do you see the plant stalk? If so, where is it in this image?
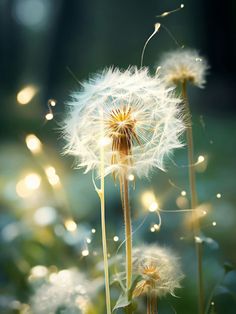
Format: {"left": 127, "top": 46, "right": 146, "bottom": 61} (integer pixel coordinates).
{"left": 147, "top": 293, "right": 151, "bottom": 314}
{"left": 182, "top": 80, "right": 204, "bottom": 314}
{"left": 99, "top": 110, "right": 111, "bottom": 314}
{"left": 151, "top": 294, "right": 158, "bottom": 314}
{"left": 122, "top": 172, "right": 133, "bottom": 292}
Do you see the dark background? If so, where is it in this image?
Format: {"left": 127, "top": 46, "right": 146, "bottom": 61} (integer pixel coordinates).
{"left": 0, "top": 1, "right": 235, "bottom": 314}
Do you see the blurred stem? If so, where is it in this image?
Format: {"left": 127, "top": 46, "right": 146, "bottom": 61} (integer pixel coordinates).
{"left": 147, "top": 291, "right": 157, "bottom": 314}
{"left": 151, "top": 294, "right": 157, "bottom": 314}
{"left": 147, "top": 293, "right": 151, "bottom": 314}
{"left": 181, "top": 80, "right": 204, "bottom": 314}
{"left": 99, "top": 110, "right": 111, "bottom": 314}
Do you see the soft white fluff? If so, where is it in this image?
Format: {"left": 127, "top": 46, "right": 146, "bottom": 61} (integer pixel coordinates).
{"left": 63, "top": 67, "right": 185, "bottom": 178}
{"left": 159, "top": 49, "right": 208, "bottom": 88}
{"left": 132, "top": 244, "right": 184, "bottom": 298}
{"left": 31, "top": 269, "right": 90, "bottom": 314}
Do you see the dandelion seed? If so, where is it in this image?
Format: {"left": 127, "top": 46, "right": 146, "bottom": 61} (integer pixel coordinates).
{"left": 159, "top": 49, "right": 209, "bottom": 88}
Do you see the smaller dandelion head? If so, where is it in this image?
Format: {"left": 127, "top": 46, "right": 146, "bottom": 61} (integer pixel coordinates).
{"left": 158, "top": 49, "right": 209, "bottom": 88}
{"left": 132, "top": 244, "right": 184, "bottom": 298}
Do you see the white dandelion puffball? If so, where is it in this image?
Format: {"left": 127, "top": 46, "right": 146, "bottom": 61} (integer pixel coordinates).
{"left": 31, "top": 269, "right": 90, "bottom": 314}
{"left": 159, "top": 49, "right": 208, "bottom": 88}
{"left": 63, "top": 67, "right": 185, "bottom": 178}
{"left": 132, "top": 244, "right": 184, "bottom": 298}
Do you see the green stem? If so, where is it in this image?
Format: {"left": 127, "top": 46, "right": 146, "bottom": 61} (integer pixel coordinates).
{"left": 123, "top": 173, "right": 132, "bottom": 291}
{"left": 99, "top": 110, "right": 111, "bottom": 314}
{"left": 120, "top": 171, "right": 133, "bottom": 314}
{"left": 182, "top": 81, "right": 204, "bottom": 314}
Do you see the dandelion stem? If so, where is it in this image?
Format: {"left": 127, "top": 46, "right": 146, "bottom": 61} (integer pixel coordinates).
{"left": 147, "top": 293, "right": 151, "bottom": 314}
{"left": 121, "top": 171, "right": 133, "bottom": 304}
{"left": 98, "top": 110, "right": 111, "bottom": 314}
{"left": 182, "top": 80, "right": 204, "bottom": 314}
{"left": 151, "top": 294, "right": 158, "bottom": 314}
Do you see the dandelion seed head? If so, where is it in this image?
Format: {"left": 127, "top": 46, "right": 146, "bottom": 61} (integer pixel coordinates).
{"left": 132, "top": 244, "right": 184, "bottom": 298}
{"left": 63, "top": 67, "right": 184, "bottom": 178}
{"left": 159, "top": 49, "right": 209, "bottom": 88}
{"left": 30, "top": 269, "right": 90, "bottom": 313}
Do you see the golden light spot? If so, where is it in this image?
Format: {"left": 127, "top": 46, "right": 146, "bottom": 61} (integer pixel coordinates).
{"left": 154, "top": 224, "right": 160, "bottom": 231}
{"left": 181, "top": 190, "right": 186, "bottom": 196}
{"left": 17, "top": 86, "right": 37, "bottom": 105}
{"left": 216, "top": 193, "right": 221, "bottom": 199}
{"left": 45, "top": 113, "right": 53, "bottom": 120}
{"left": 31, "top": 265, "right": 48, "bottom": 278}
{"left": 64, "top": 219, "right": 77, "bottom": 232}
{"left": 48, "top": 99, "right": 56, "bottom": 107}
{"left": 82, "top": 249, "right": 89, "bottom": 257}
{"left": 16, "top": 180, "right": 31, "bottom": 198}
{"left": 91, "top": 228, "right": 96, "bottom": 234}
{"left": 44, "top": 166, "right": 60, "bottom": 187}
{"left": 86, "top": 238, "right": 91, "bottom": 244}
{"left": 149, "top": 202, "right": 158, "bottom": 212}
{"left": 197, "top": 155, "right": 205, "bottom": 163}
{"left": 150, "top": 226, "right": 155, "bottom": 232}
{"left": 113, "top": 236, "right": 119, "bottom": 242}
{"left": 45, "top": 166, "right": 56, "bottom": 177}
{"left": 128, "top": 174, "right": 135, "bottom": 181}
{"left": 25, "top": 134, "right": 42, "bottom": 154}
{"left": 141, "top": 191, "right": 158, "bottom": 211}
{"left": 176, "top": 196, "right": 189, "bottom": 209}
{"left": 212, "top": 221, "right": 216, "bottom": 227}
{"left": 24, "top": 173, "right": 41, "bottom": 190}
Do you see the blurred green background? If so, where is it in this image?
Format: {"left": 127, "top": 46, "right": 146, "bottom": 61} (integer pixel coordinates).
{"left": 0, "top": 0, "right": 236, "bottom": 313}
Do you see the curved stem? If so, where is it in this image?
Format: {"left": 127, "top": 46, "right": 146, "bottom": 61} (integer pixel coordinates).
{"left": 181, "top": 81, "right": 204, "bottom": 314}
